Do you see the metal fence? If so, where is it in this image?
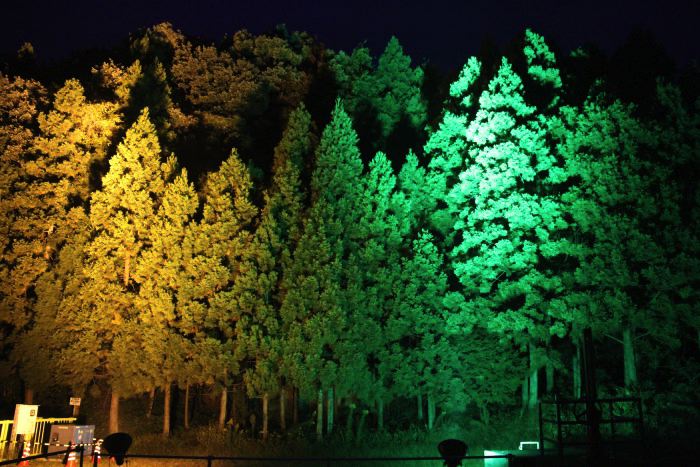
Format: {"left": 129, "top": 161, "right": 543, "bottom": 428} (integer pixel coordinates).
{"left": 0, "top": 417, "right": 76, "bottom": 459}
{"left": 0, "top": 446, "right": 514, "bottom": 466}
{"left": 0, "top": 447, "right": 80, "bottom": 467}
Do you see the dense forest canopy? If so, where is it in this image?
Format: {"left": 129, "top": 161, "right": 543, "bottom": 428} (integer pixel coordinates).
{"left": 0, "top": 23, "right": 698, "bottom": 442}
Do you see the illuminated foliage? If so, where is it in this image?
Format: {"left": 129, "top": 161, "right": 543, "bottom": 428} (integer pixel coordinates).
{"left": 194, "top": 149, "right": 258, "bottom": 391}
{"left": 0, "top": 74, "right": 47, "bottom": 384}
{"left": 232, "top": 106, "right": 311, "bottom": 428}
{"left": 424, "top": 56, "right": 481, "bottom": 235}
{"left": 280, "top": 102, "right": 362, "bottom": 438}
{"left": 0, "top": 25, "right": 698, "bottom": 439}
{"left": 332, "top": 37, "right": 426, "bottom": 158}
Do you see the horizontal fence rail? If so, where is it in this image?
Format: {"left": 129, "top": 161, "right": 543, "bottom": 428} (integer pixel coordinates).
{"left": 124, "top": 452, "right": 515, "bottom": 466}
{"left": 0, "top": 448, "right": 514, "bottom": 466}
{"left": 0, "top": 448, "right": 79, "bottom": 467}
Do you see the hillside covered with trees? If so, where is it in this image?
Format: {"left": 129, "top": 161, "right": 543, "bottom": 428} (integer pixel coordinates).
{"left": 1, "top": 23, "right": 698, "bottom": 444}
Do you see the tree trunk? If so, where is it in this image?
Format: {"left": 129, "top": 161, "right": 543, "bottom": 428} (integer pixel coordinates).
{"left": 162, "top": 384, "right": 171, "bottom": 437}
{"left": 521, "top": 377, "right": 528, "bottom": 414}
{"left": 184, "top": 383, "right": 190, "bottom": 430}
{"left": 279, "top": 387, "right": 286, "bottom": 432}
{"left": 218, "top": 387, "right": 227, "bottom": 430}
{"left": 480, "top": 404, "right": 490, "bottom": 425}
{"left": 345, "top": 402, "right": 356, "bottom": 437}
{"left": 316, "top": 389, "right": 324, "bottom": 441}
{"left": 109, "top": 390, "right": 119, "bottom": 434}
{"left": 623, "top": 326, "right": 638, "bottom": 390}
{"left": 427, "top": 392, "right": 435, "bottom": 430}
{"left": 262, "top": 393, "right": 269, "bottom": 440}
{"left": 293, "top": 387, "right": 299, "bottom": 426}
{"left": 377, "top": 399, "right": 384, "bottom": 431}
{"left": 146, "top": 388, "right": 156, "bottom": 418}
{"left": 573, "top": 342, "right": 581, "bottom": 399}
{"left": 528, "top": 342, "right": 539, "bottom": 411}
{"left": 356, "top": 409, "right": 368, "bottom": 441}
{"left": 417, "top": 393, "right": 423, "bottom": 422}
{"left": 326, "top": 388, "right": 334, "bottom": 435}
{"left": 23, "top": 387, "right": 33, "bottom": 405}
{"left": 546, "top": 360, "right": 554, "bottom": 395}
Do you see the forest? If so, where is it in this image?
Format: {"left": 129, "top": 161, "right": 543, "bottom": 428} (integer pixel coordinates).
{"left": 0, "top": 22, "right": 698, "bottom": 449}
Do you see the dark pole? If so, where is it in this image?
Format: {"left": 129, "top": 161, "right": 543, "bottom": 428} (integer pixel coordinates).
{"left": 583, "top": 328, "right": 600, "bottom": 460}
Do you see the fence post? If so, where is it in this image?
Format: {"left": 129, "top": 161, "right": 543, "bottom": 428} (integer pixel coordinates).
{"left": 79, "top": 445, "right": 84, "bottom": 467}
{"left": 206, "top": 454, "right": 212, "bottom": 467}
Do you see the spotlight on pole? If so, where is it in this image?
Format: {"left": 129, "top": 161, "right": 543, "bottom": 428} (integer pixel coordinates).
{"left": 102, "top": 433, "right": 132, "bottom": 466}
{"left": 438, "top": 438, "right": 468, "bottom": 467}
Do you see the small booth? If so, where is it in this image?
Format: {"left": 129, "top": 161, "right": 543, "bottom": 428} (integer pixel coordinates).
{"left": 47, "top": 425, "right": 95, "bottom": 455}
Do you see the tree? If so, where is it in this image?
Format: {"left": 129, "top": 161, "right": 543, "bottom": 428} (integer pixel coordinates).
{"left": 551, "top": 94, "right": 682, "bottom": 393}
{"left": 448, "top": 57, "right": 570, "bottom": 411}
{"left": 343, "top": 151, "right": 407, "bottom": 429}
{"left": 0, "top": 74, "right": 47, "bottom": 400}
{"left": 281, "top": 101, "right": 363, "bottom": 439}
{"left": 56, "top": 109, "right": 174, "bottom": 432}
{"left": 134, "top": 168, "right": 200, "bottom": 436}
{"left": 232, "top": 105, "right": 310, "bottom": 437}
{"left": 195, "top": 148, "right": 258, "bottom": 428}
{"left": 331, "top": 37, "right": 426, "bottom": 160}
{"left": 3, "top": 77, "right": 122, "bottom": 399}
{"left": 424, "top": 56, "right": 482, "bottom": 236}
{"left": 387, "top": 231, "right": 451, "bottom": 429}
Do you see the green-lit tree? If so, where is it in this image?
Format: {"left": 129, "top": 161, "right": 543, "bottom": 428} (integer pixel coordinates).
{"left": 332, "top": 37, "right": 426, "bottom": 159}
{"left": 343, "top": 151, "right": 408, "bottom": 430}
{"left": 448, "top": 57, "right": 570, "bottom": 411}
{"left": 387, "top": 231, "right": 451, "bottom": 429}
{"left": 281, "top": 101, "right": 363, "bottom": 439}
{"left": 424, "top": 56, "right": 482, "bottom": 237}
{"left": 232, "top": 105, "right": 310, "bottom": 438}
{"left": 551, "top": 94, "right": 681, "bottom": 393}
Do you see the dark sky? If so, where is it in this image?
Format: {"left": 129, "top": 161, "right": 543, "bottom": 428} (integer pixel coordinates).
{"left": 1, "top": 0, "right": 697, "bottom": 70}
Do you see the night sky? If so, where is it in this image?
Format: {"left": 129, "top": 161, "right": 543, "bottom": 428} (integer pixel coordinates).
{"left": 1, "top": 0, "right": 697, "bottom": 70}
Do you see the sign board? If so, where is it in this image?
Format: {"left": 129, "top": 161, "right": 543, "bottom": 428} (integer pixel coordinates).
{"left": 11, "top": 404, "right": 39, "bottom": 437}
{"left": 69, "top": 397, "right": 81, "bottom": 406}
